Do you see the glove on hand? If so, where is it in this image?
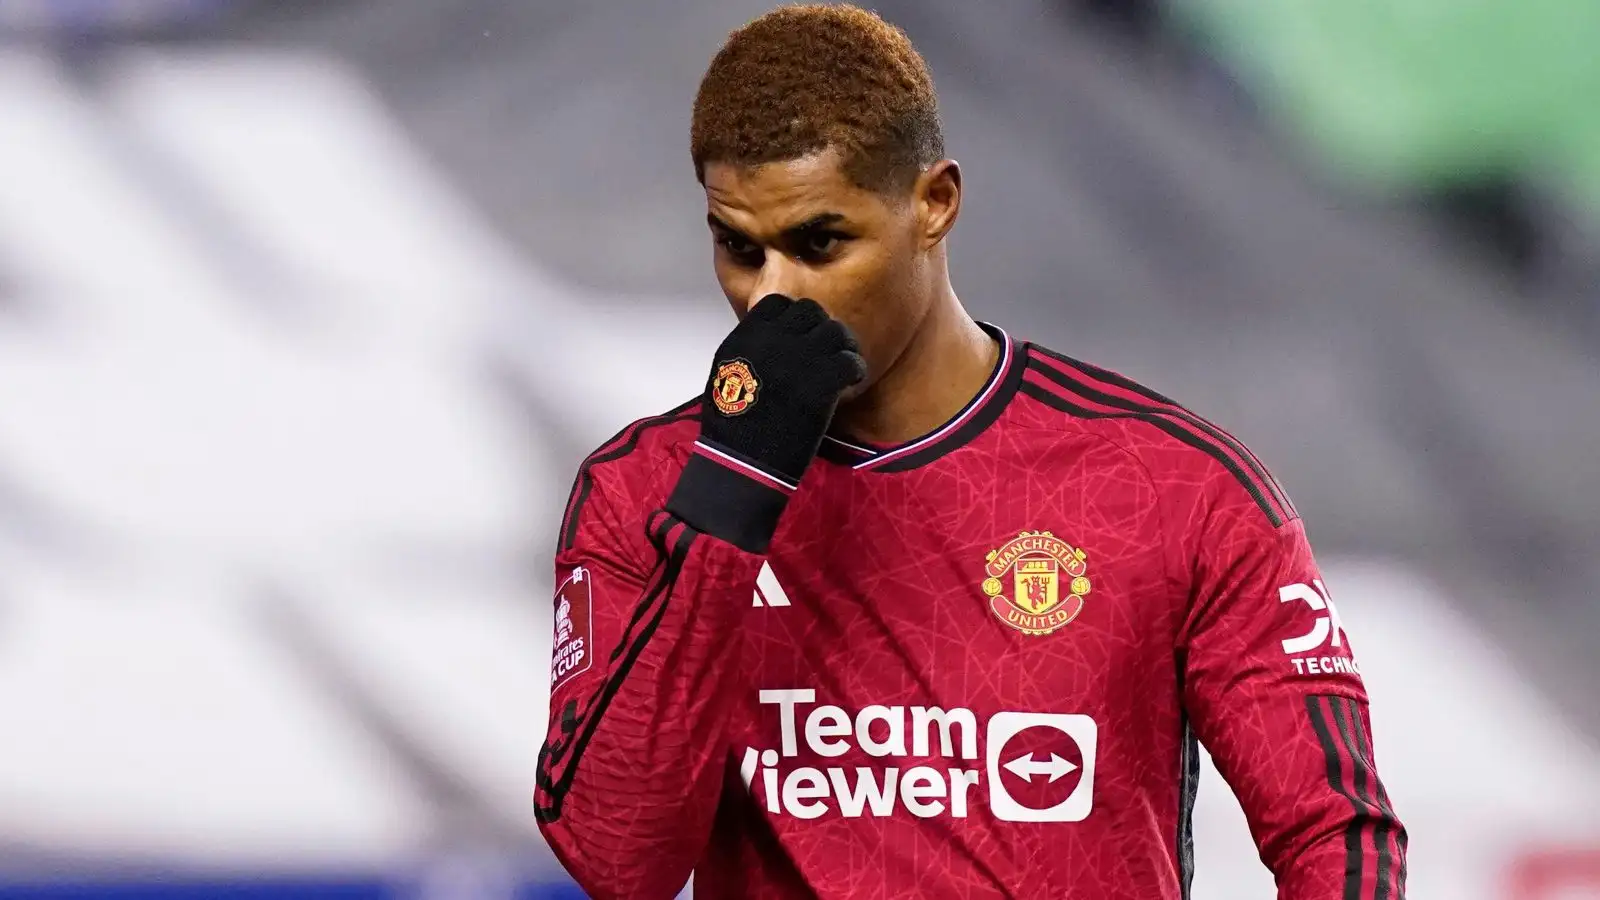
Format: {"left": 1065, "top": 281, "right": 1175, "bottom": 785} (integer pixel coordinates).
{"left": 667, "top": 294, "right": 866, "bottom": 552}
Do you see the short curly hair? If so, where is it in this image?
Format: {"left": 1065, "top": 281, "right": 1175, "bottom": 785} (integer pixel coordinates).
{"left": 690, "top": 4, "right": 945, "bottom": 194}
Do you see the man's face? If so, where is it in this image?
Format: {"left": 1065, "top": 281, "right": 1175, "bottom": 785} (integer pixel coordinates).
{"left": 702, "top": 150, "right": 934, "bottom": 395}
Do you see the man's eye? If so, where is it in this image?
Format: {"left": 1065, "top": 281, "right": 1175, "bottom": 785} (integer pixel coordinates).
{"left": 718, "top": 235, "right": 758, "bottom": 258}
{"left": 797, "top": 232, "right": 848, "bottom": 261}
{"left": 805, "top": 234, "right": 841, "bottom": 257}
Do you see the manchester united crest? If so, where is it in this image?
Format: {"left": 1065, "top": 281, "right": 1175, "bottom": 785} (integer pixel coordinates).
{"left": 982, "top": 531, "right": 1091, "bottom": 636}
{"left": 712, "top": 359, "right": 759, "bottom": 416}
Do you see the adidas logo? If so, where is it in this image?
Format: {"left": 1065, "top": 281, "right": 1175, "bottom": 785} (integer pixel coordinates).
{"left": 752, "top": 562, "right": 791, "bottom": 608}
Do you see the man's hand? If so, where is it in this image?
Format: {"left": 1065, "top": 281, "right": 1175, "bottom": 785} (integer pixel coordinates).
{"left": 699, "top": 294, "right": 867, "bottom": 484}
{"left": 667, "top": 294, "right": 866, "bottom": 551}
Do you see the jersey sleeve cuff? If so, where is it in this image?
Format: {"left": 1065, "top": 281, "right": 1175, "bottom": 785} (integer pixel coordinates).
{"left": 664, "top": 440, "right": 797, "bottom": 554}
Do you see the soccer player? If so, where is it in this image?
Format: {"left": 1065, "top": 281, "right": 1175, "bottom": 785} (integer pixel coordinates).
{"left": 535, "top": 5, "right": 1407, "bottom": 899}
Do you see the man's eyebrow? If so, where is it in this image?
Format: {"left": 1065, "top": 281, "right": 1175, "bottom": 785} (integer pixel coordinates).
{"left": 706, "top": 212, "right": 742, "bottom": 234}
{"left": 783, "top": 212, "right": 848, "bottom": 235}
{"left": 707, "top": 211, "right": 849, "bottom": 238}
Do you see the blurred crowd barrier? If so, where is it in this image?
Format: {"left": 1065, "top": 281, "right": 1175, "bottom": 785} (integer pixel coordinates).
{"left": 1174, "top": 1, "right": 1600, "bottom": 200}
{"left": 0, "top": 2, "right": 1597, "bottom": 898}
{"left": 1163, "top": 0, "right": 1600, "bottom": 338}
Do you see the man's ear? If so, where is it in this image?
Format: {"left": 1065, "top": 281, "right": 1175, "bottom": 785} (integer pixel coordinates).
{"left": 915, "top": 159, "right": 961, "bottom": 250}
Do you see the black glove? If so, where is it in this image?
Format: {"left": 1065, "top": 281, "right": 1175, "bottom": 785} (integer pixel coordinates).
{"left": 666, "top": 294, "right": 866, "bottom": 553}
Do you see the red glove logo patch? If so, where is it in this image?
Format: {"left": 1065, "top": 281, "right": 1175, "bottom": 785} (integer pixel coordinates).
{"left": 712, "top": 359, "right": 760, "bottom": 416}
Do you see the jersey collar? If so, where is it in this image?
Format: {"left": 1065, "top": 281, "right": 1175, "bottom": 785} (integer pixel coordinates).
{"left": 817, "top": 322, "right": 1022, "bottom": 473}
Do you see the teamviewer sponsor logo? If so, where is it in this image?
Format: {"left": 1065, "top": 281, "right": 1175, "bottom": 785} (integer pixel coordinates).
{"left": 986, "top": 712, "right": 1096, "bottom": 822}
{"left": 741, "top": 690, "right": 1097, "bottom": 823}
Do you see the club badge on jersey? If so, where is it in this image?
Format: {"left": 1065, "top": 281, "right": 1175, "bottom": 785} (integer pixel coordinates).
{"left": 982, "top": 531, "right": 1092, "bottom": 636}
{"left": 712, "top": 359, "right": 760, "bottom": 416}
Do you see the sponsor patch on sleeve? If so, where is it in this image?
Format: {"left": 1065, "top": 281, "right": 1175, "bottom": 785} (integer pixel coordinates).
{"left": 550, "top": 566, "right": 594, "bottom": 693}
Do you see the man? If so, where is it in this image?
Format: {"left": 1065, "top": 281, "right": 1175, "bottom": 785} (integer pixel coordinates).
{"left": 535, "top": 5, "right": 1407, "bottom": 899}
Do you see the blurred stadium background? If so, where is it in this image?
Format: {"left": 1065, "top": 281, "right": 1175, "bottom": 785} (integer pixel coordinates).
{"left": 1, "top": 0, "right": 1597, "bottom": 897}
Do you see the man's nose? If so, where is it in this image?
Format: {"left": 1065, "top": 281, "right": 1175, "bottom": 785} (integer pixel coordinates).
{"left": 745, "top": 253, "right": 809, "bottom": 312}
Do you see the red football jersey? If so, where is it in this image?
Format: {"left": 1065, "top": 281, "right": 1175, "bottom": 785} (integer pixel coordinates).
{"left": 535, "top": 327, "right": 1407, "bottom": 900}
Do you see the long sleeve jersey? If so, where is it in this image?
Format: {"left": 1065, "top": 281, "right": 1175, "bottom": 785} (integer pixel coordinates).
{"left": 535, "top": 327, "right": 1407, "bottom": 899}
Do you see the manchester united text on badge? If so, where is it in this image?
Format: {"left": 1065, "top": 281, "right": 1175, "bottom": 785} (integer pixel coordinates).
{"left": 982, "top": 531, "right": 1091, "bottom": 636}
{"left": 712, "top": 358, "right": 760, "bottom": 416}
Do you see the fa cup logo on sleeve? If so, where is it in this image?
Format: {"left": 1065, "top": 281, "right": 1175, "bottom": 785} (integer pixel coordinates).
{"left": 982, "top": 531, "right": 1091, "bottom": 636}
{"left": 550, "top": 567, "right": 594, "bottom": 691}
{"left": 555, "top": 597, "right": 573, "bottom": 645}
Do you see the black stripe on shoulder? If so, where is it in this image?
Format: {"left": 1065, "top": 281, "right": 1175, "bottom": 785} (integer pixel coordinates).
{"left": 1027, "top": 345, "right": 1297, "bottom": 521}
{"left": 1030, "top": 344, "right": 1184, "bottom": 407}
{"left": 1019, "top": 377, "right": 1287, "bottom": 528}
{"left": 558, "top": 398, "right": 699, "bottom": 553}
{"left": 536, "top": 515, "right": 697, "bottom": 823}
